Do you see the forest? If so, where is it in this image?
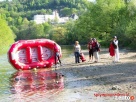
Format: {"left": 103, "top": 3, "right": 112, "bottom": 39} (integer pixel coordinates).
{"left": 0, "top": 0, "right": 136, "bottom": 51}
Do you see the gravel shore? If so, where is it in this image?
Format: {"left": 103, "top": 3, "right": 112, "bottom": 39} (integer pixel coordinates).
{"left": 54, "top": 49, "right": 136, "bottom": 102}
{"left": 4, "top": 49, "right": 135, "bottom": 102}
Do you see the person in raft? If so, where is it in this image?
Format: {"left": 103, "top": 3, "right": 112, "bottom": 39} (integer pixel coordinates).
{"left": 74, "top": 41, "right": 81, "bottom": 63}
{"left": 87, "top": 38, "right": 94, "bottom": 62}
{"left": 109, "top": 36, "right": 119, "bottom": 62}
{"left": 54, "top": 43, "right": 62, "bottom": 67}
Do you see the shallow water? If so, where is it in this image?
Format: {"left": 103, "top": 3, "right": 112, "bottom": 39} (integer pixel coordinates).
{"left": 0, "top": 45, "right": 89, "bottom": 102}
{"left": 0, "top": 54, "right": 64, "bottom": 102}
{"left": 0, "top": 45, "right": 81, "bottom": 102}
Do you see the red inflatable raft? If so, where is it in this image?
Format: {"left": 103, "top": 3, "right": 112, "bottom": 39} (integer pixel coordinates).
{"left": 8, "top": 39, "right": 62, "bottom": 70}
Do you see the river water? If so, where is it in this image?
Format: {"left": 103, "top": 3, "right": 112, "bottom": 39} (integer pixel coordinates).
{"left": 0, "top": 45, "right": 87, "bottom": 102}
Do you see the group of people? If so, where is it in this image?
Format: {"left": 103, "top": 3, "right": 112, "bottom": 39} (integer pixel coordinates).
{"left": 55, "top": 36, "right": 120, "bottom": 67}
{"left": 87, "top": 38, "right": 100, "bottom": 62}
{"left": 73, "top": 36, "right": 120, "bottom": 64}
{"left": 73, "top": 38, "right": 100, "bottom": 63}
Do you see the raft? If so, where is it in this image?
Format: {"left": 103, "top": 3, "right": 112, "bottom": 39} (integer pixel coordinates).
{"left": 8, "top": 39, "right": 61, "bottom": 70}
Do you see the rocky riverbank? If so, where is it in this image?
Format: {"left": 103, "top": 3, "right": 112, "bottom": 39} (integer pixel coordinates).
{"left": 54, "top": 49, "right": 136, "bottom": 102}
{"left": 4, "top": 49, "right": 135, "bottom": 102}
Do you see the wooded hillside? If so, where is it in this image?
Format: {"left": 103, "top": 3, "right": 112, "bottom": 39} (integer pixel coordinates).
{"left": 0, "top": 0, "right": 136, "bottom": 49}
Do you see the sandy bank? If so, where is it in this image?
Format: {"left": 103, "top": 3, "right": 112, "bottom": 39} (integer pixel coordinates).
{"left": 54, "top": 49, "right": 136, "bottom": 102}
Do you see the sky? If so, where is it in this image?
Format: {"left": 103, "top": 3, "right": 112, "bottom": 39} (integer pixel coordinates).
{"left": 88, "top": 0, "right": 96, "bottom": 2}
{"left": 0, "top": 0, "right": 12, "bottom": 1}
{"left": 0, "top": 0, "right": 95, "bottom": 2}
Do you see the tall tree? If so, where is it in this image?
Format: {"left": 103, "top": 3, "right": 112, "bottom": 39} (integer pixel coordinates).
{"left": 0, "top": 18, "right": 15, "bottom": 52}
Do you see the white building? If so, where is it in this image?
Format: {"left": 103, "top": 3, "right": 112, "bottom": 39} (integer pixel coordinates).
{"left": 70, "top": 14, "right": 79, "bottom": 20}
{"left": 34, "top": 11, "right": 60, "bottom": 24}
{"left": 58, "top": 17, "right": 69, "bottom": 24}
{"left": 33, "top": 11, "right": 78, "bottom": 24}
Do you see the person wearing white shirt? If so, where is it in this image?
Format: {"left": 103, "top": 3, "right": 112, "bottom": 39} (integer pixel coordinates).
{"left": 74, "top": 41, "right": 81, "bottom": 63}
{"left": 112, "top": 36, "right": 119, "bottom": 62}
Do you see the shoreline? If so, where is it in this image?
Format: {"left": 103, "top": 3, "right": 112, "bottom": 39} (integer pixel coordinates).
{"left": 3, "top": 49, "right": 135, "bottom": 102}
{"left": 55, "top": 49, "right": 136, "bottom": 102}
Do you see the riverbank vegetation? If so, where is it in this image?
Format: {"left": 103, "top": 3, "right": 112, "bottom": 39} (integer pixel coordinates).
{"left": 0, "top": 0, "right": 136, "bottom": 50}
{"left": 0, "top": 18, "right": 15, "bottom": 54}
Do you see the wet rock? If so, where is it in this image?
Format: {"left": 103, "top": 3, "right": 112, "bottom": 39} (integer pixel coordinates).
{"left": 111, "top": 85, "right": 121, "bottom": 90}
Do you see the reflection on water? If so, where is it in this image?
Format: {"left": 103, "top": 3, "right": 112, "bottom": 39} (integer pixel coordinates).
{"left": 9, "top": 69, "right": 64, "bottom": 101}
{"left": 0, "top": 45, "right": 82, "bottom": 101}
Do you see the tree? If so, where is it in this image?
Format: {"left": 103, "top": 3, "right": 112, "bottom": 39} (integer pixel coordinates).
{"left": 50, "top": 26, "right": 66, "bottom": 44}
{"left": 30, "top": 24, "right": 45, "bottom": 39}
{"left": 0, "top": 18, "right": 15, "bottom": 53}
{"left": 74, "top": 0, "right": 130, "bottom": 46}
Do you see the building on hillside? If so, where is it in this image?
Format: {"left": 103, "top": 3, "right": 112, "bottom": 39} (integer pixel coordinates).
{"left": 34, "top": 11, "right": 59, "bottom": 24}
{"left": 58, "top": 17, "right": 69, "bottom": 24}
{"left": 70, "top": 14, "right": 79, "bottom": 20}
{"left": 33, "top": 11, "right": 78, "bottom": 24}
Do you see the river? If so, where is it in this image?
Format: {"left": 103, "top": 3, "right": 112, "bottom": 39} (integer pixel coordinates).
{"left": 0, "top": 45, "right": 87, "bottom": 102}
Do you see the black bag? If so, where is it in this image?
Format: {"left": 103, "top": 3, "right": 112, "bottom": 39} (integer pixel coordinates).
{"left": 95, "top": 43, "right": 100, "bottom": 51}
{"left": 112, "top": 41, "right": 117, "bottom": 49}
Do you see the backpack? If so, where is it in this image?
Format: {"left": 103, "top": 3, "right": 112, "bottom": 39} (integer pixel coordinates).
{"left": 112, "top": 41, "right": 117, "bottom": 49}
{"left": 94, "top": 42, "right": 100, "bottom": 51}
{"left": 97, "top": 43, "right": 101, "bottom": 51}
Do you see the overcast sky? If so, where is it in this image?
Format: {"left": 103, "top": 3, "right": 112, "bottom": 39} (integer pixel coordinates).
{"left": 88, "top": 0, "right": 96, "bottom": 2}
{"left": 0, "top": 0, "right": 12, "bottom": 1}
